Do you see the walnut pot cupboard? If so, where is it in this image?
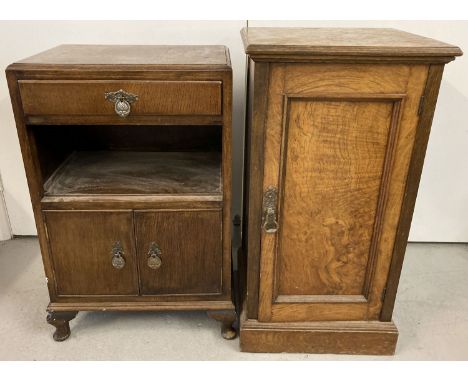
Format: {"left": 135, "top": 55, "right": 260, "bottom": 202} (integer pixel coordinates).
{"left": 239, "top": 28, "right": 462, "bottom": 355}
{"left": 6, "top": 45, "right": 236, "bottom": 341}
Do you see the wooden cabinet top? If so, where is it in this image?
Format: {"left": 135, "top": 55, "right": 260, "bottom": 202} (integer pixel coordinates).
{"left": 8, "top": 44, "right": 231, "bottom": 70}
{"left": 241, "top": 27, "right": 462, "bottom": 63}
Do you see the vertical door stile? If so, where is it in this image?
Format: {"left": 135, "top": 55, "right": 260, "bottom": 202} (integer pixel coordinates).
{"left": 258, "top": 64, "right": 287, "bottom": 321}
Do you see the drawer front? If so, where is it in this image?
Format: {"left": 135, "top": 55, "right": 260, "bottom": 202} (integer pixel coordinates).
{"left": 19, "top": 80, "right": 222, "bottom": 117}
{"left": 135, "top": 209, "right": 222, "bottom": 296}
{"left": 44, "top": 210, "right": 138, "bottom": 296}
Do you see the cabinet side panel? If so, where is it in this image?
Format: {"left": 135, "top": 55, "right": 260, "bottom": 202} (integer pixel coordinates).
{"left": 366, "top": 65, "right": 429, "bottom": 319}
{"left": 381, "top": 64, "right": 445, "bottom": 321}
{"left": 6, "top": 70, "right": 58, "bottom": 300}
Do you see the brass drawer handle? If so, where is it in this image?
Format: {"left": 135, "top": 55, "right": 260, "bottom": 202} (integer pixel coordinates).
{"left": 263, "top": 186, "right": 278, "bottom": 233}
{"left": 111, "top": 241, "right": 126, "bottom": 270}
{"left": 104, "top": 89, "right": 138, "bottom": 118}
{"left": 147, "top": 242, "right": 162, "bottom": 270}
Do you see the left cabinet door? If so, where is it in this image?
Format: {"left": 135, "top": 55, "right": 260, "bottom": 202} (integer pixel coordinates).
{"left": 44, "top": 210, "right": 139, "bottom": 296}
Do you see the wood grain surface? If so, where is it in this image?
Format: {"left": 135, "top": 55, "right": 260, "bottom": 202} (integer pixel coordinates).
{"left": 243, "top": 60, "right": 270, "bottom": 319}
{"left": 240, "top": 29, "right": 460, "bottom": 353}
{"left": 44, "top": 151, "right": 222, "bottom": 196}
{"left": 135, "top": 210, "right": 222, "bottom": 295}
{"left": 6, "top": 45, "right": 235, "bottom": 330}
{"left": 14, "top": 44, "right": 230, "bottom": 67}
{"left": 380, "top": 64, "right": 446, "bottom": 321}
{"left": 240, "top": 311, "right": 398, "bottom": 355}
{"left": 241, "top": 27, "right": 462, "bottom": 60}
{"left": 19, "top": 80, "right": 222, "bottom": 116}
{"left": 277, "top": 98, "right": 395, "bottom": 296}
{"left": 44, "top": 210, "right": 138, "bottom": 296}
{"left": 257, "top": 63, "right": 428, "bottom": 323}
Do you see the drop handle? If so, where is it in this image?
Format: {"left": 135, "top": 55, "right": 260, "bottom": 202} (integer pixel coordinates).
{"left": 263, "top": 186, "right": 278, "bottom": 233}
{"left": 104, "top": 89, "right": 138, "bottom": 118}
{"left": 147, "top": 242, "right": 162, "bottom": 270}
{"left": 111, "top": 241, "right": 126, "bottom": 270}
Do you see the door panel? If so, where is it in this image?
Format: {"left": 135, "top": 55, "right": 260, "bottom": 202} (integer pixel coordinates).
{"left": 278, "top": 99, "right": 396, "bottom": 297}
{"left": 258, "top": 63, "right": 428, "bottom": 322}
{"left": 135, "top": 209, "right": 222, "bottom": 296}
{"left": 44, "top": 210, "right": 138, "bottom": 296}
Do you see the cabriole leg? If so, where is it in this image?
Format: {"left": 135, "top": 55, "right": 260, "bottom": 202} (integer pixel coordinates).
{"left": 207, "top": 309, "right": 237, "bottom": 340}
{"left": 46, "top": 311, "right": 78, "bottom": 342}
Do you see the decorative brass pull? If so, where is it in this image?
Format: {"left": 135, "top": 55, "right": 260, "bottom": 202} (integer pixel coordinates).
{"left": 263, "top": 186, "right": 278, "bottom": 233}
{"left": 147, "top": 242, "right": 162, "bottom": 270}
{"left": 104, "top": 89, "right": 138, "bottom": 118}
{"left": 111, "top": 241, "right": 126, "bottom": 270}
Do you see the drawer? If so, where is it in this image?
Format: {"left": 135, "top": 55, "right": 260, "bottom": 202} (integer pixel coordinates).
{"left": 135, "top": 209, "right": 222, "bottom": 296}
{"left": 44, "top": 210, "right": 138, "bottom": 296}
{"left": 19, "top": 80, "right": 222, "bottom": 117}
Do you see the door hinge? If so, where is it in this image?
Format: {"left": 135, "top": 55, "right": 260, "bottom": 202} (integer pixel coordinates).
{"left": 381, "top": 287, "right": 387, "bottom": 302}
{"left": 418, "top": 95, "right": 425, "bottom": 115}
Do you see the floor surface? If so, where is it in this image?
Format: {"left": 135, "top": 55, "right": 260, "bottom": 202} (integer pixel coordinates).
{"left": 0, "top": 238, "right": 467, "bottom": 360}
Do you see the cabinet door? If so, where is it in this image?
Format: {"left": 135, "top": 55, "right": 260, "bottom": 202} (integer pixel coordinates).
{"left": 44, "top": 210, "right": 138, "bottom": 296}
{"left": 135, "top": 210, "right": 222, "bottom": 296}
{"left": 258, "top": 63, "right": 428, "bottom": 322}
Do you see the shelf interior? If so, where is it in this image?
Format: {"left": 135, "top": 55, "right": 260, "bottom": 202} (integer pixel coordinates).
{"left": 30, "top": 124, "right": 223, "bottom": 197}
{"left": 43, "top": 150, "right": 222, "bottom": 196}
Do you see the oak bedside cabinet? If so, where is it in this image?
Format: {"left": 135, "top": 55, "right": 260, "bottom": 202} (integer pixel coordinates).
{"left": 6, "top": 45, "right": 236, "bottom": 341}
{"left": 239, "top": 28, "right": 462, "bottom": 354}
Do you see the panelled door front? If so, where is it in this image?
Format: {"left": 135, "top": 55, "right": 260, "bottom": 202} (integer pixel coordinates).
{"left": 44, "top": 210, "right": 138, "bottom": 296}
{"left": 258, "top": 63, "right": 428, "bottom": 322}
{"left": 135, "top": 209, "right": 223, "bottom": 296}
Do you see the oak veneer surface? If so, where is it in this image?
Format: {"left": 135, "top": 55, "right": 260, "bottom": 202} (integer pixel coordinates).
{"left": 135, "top": 210, "right": 222, "bottom": 295}
{"left": 256, "top": 63, "right": 428, "bottom": 323}
{"left": 44, "top": 151, "right": 222, "bottom": 195}
{"left": 240, "top": 27, "right": 461, "bottom": 354}
{"left": 278, "top": 100, "right": 393, "bottom": 296}
{"left": 240, "top": 314, "right": 398, "bottom": 355}
{"left": 241, "top": 27, "right": 462, "bottom": 58}
{"left": 44, "top": 210, "right": 138, "bottom": 296}
{"left": 6, "top": 44, "right": 235, "bottom": 341}
{"left": 12, "top": 44, "right": 230, "bottom": 68}
{"left": 19, "top": 80, "right": 222, "bottom": 116}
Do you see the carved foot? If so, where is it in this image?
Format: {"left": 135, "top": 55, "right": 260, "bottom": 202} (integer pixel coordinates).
{"left": 207, "top": 310, "right": 237, "bottom": 340}
{"left": 46, "top": 311, "right": 78, "bottom": 341}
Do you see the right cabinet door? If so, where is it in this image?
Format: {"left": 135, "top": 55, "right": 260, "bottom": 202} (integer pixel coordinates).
{"left": 135, "top": 209, "right": 223, "bottom": 296}
{"left": 258, "top": 63, "right": 428, "bottom": 322}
